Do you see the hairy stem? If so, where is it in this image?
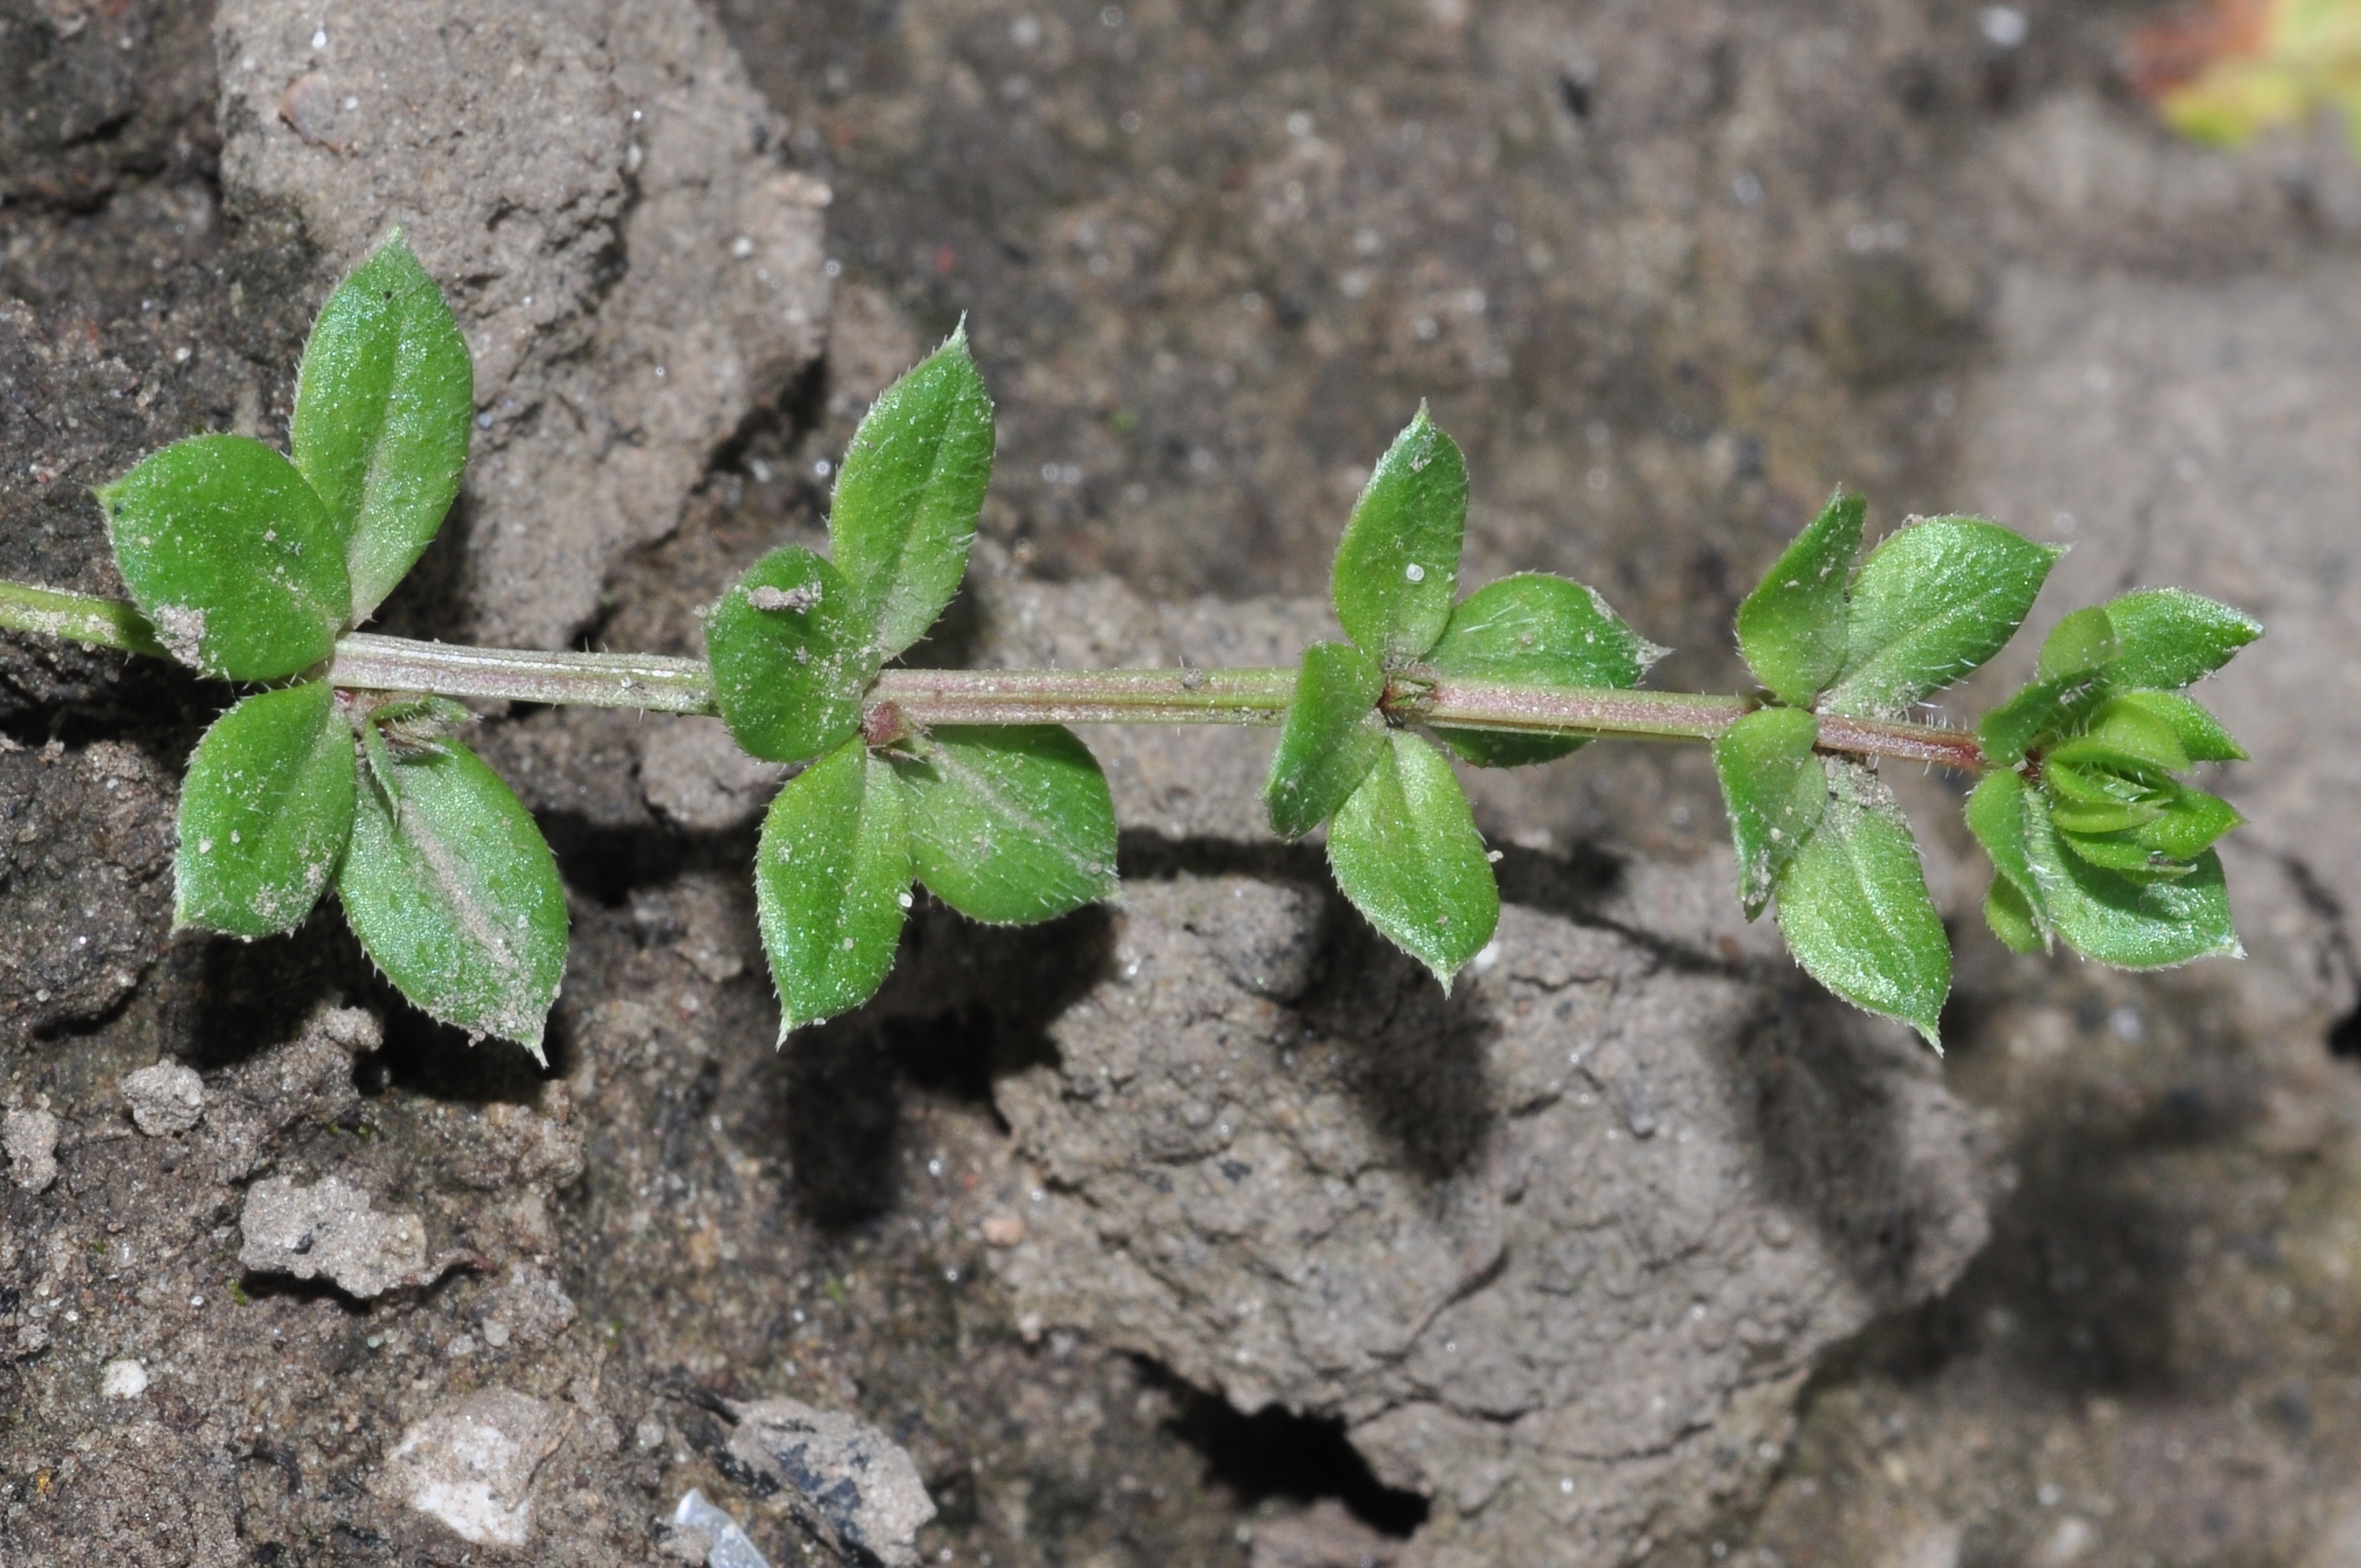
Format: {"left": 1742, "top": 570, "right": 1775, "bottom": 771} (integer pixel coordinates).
{"left": 0, "top": 577, "right": 1989, "bottom": 770}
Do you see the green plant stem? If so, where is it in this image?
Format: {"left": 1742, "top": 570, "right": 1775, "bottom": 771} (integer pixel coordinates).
{"left": 0, "top": 576, "right": 1989, "bottom": 770}
{"left": 0, "top": 578, "right": 168, "bottom": 659}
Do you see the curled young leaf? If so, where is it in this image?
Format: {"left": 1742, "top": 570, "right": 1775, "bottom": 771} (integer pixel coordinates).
{"left": 1711, "top": 705, "right": 1826, "bottom": 921}
{"left": 1965, "top": 769, "right": 2052, "bottom": 951}
{"left": 338, "top": 741, "right": 567, "bottom": 1056}
{"left": 1977, "top": 674, "right": 2089, "bottom": 768}
{"left": 1331, "top": 405, "right": 1467, "bottom": 664}
{"left": 1734, "top": 489, "right": 1863, "bottom": 708}
{"left": 291, "top": 231, "right": 474, "bottom": 620}
{"left": 757, "top": 738, "right": 913, "bottom": 1035}
{"left": 827, "top": 326, "right": 995, "bottom": 658}
{"left": 891, "top": 726, "right": 1118, "bottom": 924}
{"left": 2037, "top": 606, "right": 2119, "bottom": 681}
{"left": 1984, "top": 875, "right": 2046, "bottom": 955}
{"left": 1325, "top": 730, "right": 1498, "bottom": 989}
{"left": 175, "top": 681, "right": 357, "bottom": 939}
{"left": 1264, "top": 641, "right": 1388, "bottom": 840}
{"left": 2100, "top": 689, "right": 2245, "bottom": 764}
{"left": 707, "top": 547, "right": 878, "bottom": 764}
{"left": 1773, "top": 759, "right": 1950, "bottom": 1048}
{"left": 1428, "top": 572, "right": 1661, "bottom": 767}
{"left": 98, "top": 434, "right": 351, "bottom": 680}
{"left": 2073, "top": 696, "right": 2190, "bottom": 774}
{"left": 2103, "top": 588, "right": 2261, "bottom": 691}
{"left": 2132, "top": 784, "right": 2243, "bottom": 862}
{"left": 1822, "top": 518, "right": 2063, "bottom": 720}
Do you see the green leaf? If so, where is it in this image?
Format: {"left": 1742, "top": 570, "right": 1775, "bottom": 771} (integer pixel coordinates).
{"left": 338, "top": 741, "right": 567, "bottom": 1056}
{"left": 1984, "top": 876, "right": 2046, "bottom": 955}
{"left": 1734, "top": 489, "right": 1863, "bottom": 707}
{"left": 1773, "top": 760, "right": 1950, "bottom": 1048}
{"left": 2043, "top": 736, "right": 2175, "bottom": 784}
{"left": 756, "top": 739, "right": 913, "bottom": 1034}
{"left": 1965, "top": 769, "right": 2050, "bottom": 947}
{"left": 706, "top": 547, "right": 879, "bottom": 764}
{"left": 2136, "top": 786, "right": 2244, "bottom": 860}
{"left": 2102, "top": 589, "right": 2261, "bottom": 690}
{"left": 1427, "top": 572, "right": 1661, "bottom": 767}
{"left": 1331, "top": 404, "right": 1467, "bottom": 663}
{"left": 290, "top": 231, "right": 474, "bottom": 619}
{"left": 1977, "top": 675, "right": 2088, "bottom": 768}
{"left": 891, "top": 726, "right": 1117, "bottom": 924}
{"left": 827, "top": 326, "right": 995, "bottom": 657}
{"left": 2098, "top": 689, "right": 2246, "bottom": 763}
{"left": 1325, "top": 730, "right": 1498, "bottom": 988}
{"left": 2037, "top": 607, "right": 2119, "bottom": 681}
{"left": 1264, "top": 641, "right": 1388, "bottom": 840}
{"left": 175, "top": 681, "right": 357, "bottom": 939}
{"left": 2078, "top": 696, "right": 2189, "bottom": 774}
{"left": 1822, "top": 518, "right": 2063, "bottom": 719}
{"left": 1711, "top": 705, "right": 1826, "bottom": 920}
{"left": 2022, "top": 803, "right": 2240, "bottom": 968}
{"left": 97, "top": 434, "right": 351, "bottom": 680}
{"left": 2046, "top": 796, "right": 2163, "bottom": 836}
{"left": 2057, "top": 827, "right": 2196, "bottom": 879}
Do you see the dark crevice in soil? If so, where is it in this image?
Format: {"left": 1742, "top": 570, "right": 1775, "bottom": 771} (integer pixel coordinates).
{"left": 2328, "top": 1003, "right": 2361, "bottom": 1061}
{"left": 1150, "top": 1364, "right": 1430, "bottom": 1537}
{"left": 180, "top": 911, "right": 557, "bottom": 1100}
{"left": 779, "top": 902, "right": 1112, "bottom": 1227}
{"left": 535, "top": 808, "right": 765, "bottom": 907}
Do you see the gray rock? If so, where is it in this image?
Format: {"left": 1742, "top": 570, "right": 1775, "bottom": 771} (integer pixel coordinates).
{"left": 120, "top": 1061, "right": 205, "bottom": 1136}
{"left": 382, "top": 1388, "right": 564, "bottom": 1547}
{"left": 1252, "top": 1500, "right": 1402, "bottom": 1568}
{"left": 642, "top": 716, "right": 789, "bottom": 831}
{"left": 726, "top": 1398, "right": 938, "bottom": 1568}
{"left": 989, "top": 875, "right": 1994, "bottom": 1566}
{"left": 2, "top": 1106, "right": 60, "bottom": 1192}
{"left": 237, "top": 1175, "right": 430, "bottom": 1298}
{"left": 214, "top": 0, "right": 828, "bottom": 650}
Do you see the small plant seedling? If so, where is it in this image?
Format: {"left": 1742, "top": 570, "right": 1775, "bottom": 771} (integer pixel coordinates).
{"left": 0, "top": 236, "right": 2261, "bottom": 1055}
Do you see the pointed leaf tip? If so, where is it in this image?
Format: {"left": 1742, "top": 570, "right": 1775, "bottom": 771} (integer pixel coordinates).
{"left": 1331, "top": 407, "right": 1467, "bottom": 662}
{"left": 292, "top": 233, "right": 474, "bottom": 620}
{"left": 1773, "top": 759, "right": 1949, "bottom": 1048}
{"left": 102, "top": 433, "right": 350, "bottom": 680}
{"left": 1326, "top": 731, "right": 1498, "bottom": 988}
{"left": 1264, "top": 641, "right": 1388, "bottom": 839}
{"left": 828, "top": 332, "right": 996, "bottom": 657}
{"left": 758, "top": 740, "right": 913, "bottom": 1032}
{"left": 174, "top": 682, "right": 357, "bottom": 940}
{"left": 1736, "top": 488, "right": 1864, "bottom": 708}
{"left": 1711, "top": 706, "right": 1824, "bottom": 921}
{"left": 1823, "top": 517, "right": 2061, "bottom": 719}
{"left": 337, "top": 742, "right": 567, "bottom": 1052}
